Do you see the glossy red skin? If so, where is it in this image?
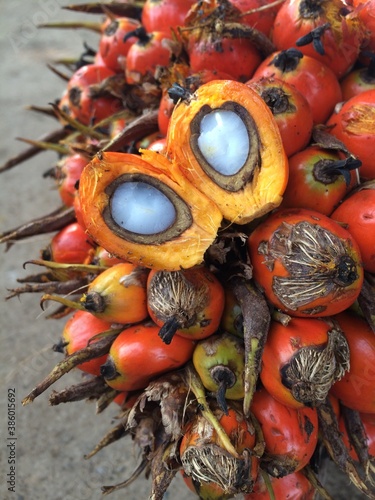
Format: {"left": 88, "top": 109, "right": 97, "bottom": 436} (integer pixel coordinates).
{"left": 141, "top": 0, "right": 196, "bottom": 34}
{"left": 57, "top": 154, "right": 87, "bottom": 207}
{"left": 103, "top": 323, "right": 195, "bottom": 391}
{"left": 250, "top": 387, "right": 319, "bottom": 472}
{"left": 48, "top": 222, "right": 93, "bottom": 264}
{"left": 247, "top": 77, "right": 313, "bottom": 157}
{"left": 326, "top": 89, "right": 375, "bottom": 180}
{"left": 253, "top": 51, "right": 342, "bottom": 124}
{"left": 247, "top": 208, "right": 364, "bottom": 317}
{"left": 340, "top": 67, "right": 375, "bottom": 101}
{"left": 330, "top": 311, "right": 375, "bottom": 414}
{"left": 99, "top": 16, "right": 141, "bottom": 72}
{"left": 67, "top": 64, "right": 122, "bottom": 125}
{"left": 331, "top": 188, "right": 375, "bottom": 272}
{"left": 280, "top": 146, "right": 355, "bottom": 215}
{"left": 362, "top": 413, "right": 375, "bottom": 425}
{"left": 260, "top": 317, "right": 336, "bottom": 409}
{"left": 244, "top": 470, "right": 315, "bottom": 499}
{"left": 271, "top": 0, "right": 363, "bottom": 78}
{"left": 352, "top": 0, "right": 375, "bottom": 53}
{"left": 188, "top": 35, "right": 262, "bottom": 83}
{"left": 62, "top": 310, "right": 112, "bottom": 375}
{"left": 125, "top": 31, "right": 172, "bottom": 84}
{"left": 230, "top": 0, "right": 282, "bottom": 36}
{"left": 339, "top": 412, "right": 375, "bottom": 461}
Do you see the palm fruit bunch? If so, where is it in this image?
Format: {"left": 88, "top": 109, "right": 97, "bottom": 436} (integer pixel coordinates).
{"left": 2, "top": 0, "right": 375, "bottom": 498}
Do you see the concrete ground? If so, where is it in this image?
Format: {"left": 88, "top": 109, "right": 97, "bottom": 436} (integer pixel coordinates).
{"left": 0, "top": 1, "right": 370, "bottom": 499}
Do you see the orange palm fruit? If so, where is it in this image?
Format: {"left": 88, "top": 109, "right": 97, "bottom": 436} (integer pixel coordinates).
{"left": 78, "top": 150, "right": 223, "bottom": 270}
{"left": 80, "top": 262, "right": 149, "bottom": 324}
{"left": 166, "top": 79, "right": 289, "bottom": 224}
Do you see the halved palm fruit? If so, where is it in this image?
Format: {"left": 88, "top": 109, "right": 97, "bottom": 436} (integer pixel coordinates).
{"left": 166, "top": 79, "right": 289, "bottom": 224}
{"left": 78, "top": 150, "right": 222, "bottom": 270}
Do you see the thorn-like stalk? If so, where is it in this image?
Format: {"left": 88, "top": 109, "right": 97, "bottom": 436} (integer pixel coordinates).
{"left": 317, "top": 398, "right": 373, "bottom": 498}
{"left": 16, "top": 137, "right": 70, "bottom": 155}
{"left": 232, "top": 278, "right": 271, "bottom": 416}
{"left": 38, "top": 20, "right": 102, "bottom": 32}
{"left": 0, "top": 206, "right": 75, "bottom": 245}
{"left": 84, "top": 418, "right": 128, "bottom": 459}
{"left": 40, "top": 293, "right": 86, "bottom": 312}
{"left": 22, "top": 329, "right": 121, "bottom": 405}
{"left": 48, "top": 376, "right": 110, "bottom": 405}
{"left": 0, "top": 128, "right": 68, "bottom": 173}
{"left": 101, "top": 456, "right": 149, "bottom": 495}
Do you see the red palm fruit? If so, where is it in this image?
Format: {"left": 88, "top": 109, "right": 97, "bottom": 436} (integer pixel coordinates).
{"left": 180, "top": 405, "right": 259, "bottom": 495}
{"left": 280, "top": 146, "right": 360, "bottom": 215}
{"left": 67, "top": 64, "right": 122, "bottom": 126}
{"left": 244, "top": 470, "right": 315, "bottom": 499}
{"left": 247, "top": 76, "right": 313, "bottom": 157}
{"left": 330, "top": 311, "right": 375, "bottom": 414}
{"left": 98, "top": 16, "right": 141, "bottom": 72}
{"left": 250, "top": 387, "right": 319, "bottom": 476}
{"left": 253, "top": 49, "right": 342, "bottom": 124}
{"left": 182, "top": 0, "right": 262, "bottom": 83}
{"left": 124, "top": 28, "right": 172, "bottom": 85}
{"left": 42, "top": 222, "right": 93, "bottom": 264}
{"left": 54, "top": 154, "right": 88, "bottom": 207}
{"left": 100, "top": 321, "right": 195, "bottom": 391}
{"left": 271, "top": 0, "right": 365, "bottom": 79}
{"left": 230, "top": 0, "right": 283, "bottom": 36}
{"left": 260, "top": 317, "right": 350, "bottom": 409}
{"left": 352, "top": 0, "right": 375, "bottom": 55}
{"left": 61, "top": 310, "right": 112, "bottom": 376}
{"left": 340, "top": 58, "right": 375, "bottom": 101}
{"left": 331, "top": 187, "right": 375, "bottom": 273}
{"left": 141, "top": 0, "right": 197, "bottom": 34}
{"left": 325, "top": 89, "right": 375, "bottom": 180}
{"left": 247, "top": 208, "right": 364, "bottom": 317}
{"left": 187, "top": 30, "right": 262, "bottom": 83}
